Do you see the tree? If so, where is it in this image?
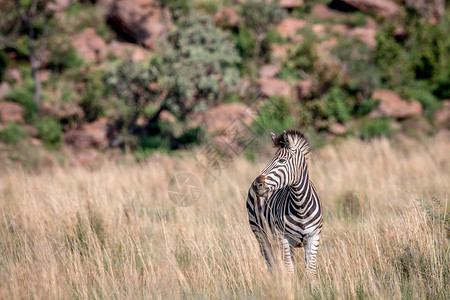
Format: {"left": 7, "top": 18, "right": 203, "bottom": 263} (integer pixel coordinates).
{"left": 0, "top": 0, "right": 61, "bottom": 109}
{"left": 241, "top": 0, "right": 285, "bottom": 70}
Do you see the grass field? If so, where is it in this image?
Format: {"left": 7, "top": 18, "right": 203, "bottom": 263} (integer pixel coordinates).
{"left": 0, "top": 136, "right": 448, "bottom": 299}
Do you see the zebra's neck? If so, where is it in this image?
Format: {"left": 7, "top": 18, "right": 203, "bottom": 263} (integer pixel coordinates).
{"left": 289, "top": 165, "right": 311, "bottom": 208}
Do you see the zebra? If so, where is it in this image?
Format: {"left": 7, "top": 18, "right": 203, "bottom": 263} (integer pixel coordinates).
{"left": 246, "top": 130, "right": 322, "bottom": 283}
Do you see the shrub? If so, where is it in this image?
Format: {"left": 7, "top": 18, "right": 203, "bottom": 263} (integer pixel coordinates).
{"left": 47, "top": 39, "right": 83, "bottom": 71}
{"left": 0, "top": 122, "right": 28, "bottom": 145}
{"left": 5, "top": 87, "right": 38, "bottom": 122}
{"left": 158, "top": 13, "right": 240, "bottom": 114}
{"left": 409, "top": 88, "right": 440, "bottom": 118}
{"left": 253, "top": 97, "right": 295, "bottom": 135}
{"left": 35, "top": 118, "right": 63, "bottom": 149}
{"left": 78, "top": 68, "right": 107, "bottom": 122}
{"left": 282, "top": 31, "right": 319, "bottom": 79}
{"left": 360, "top": 118, "right": 391, "bottom": 140}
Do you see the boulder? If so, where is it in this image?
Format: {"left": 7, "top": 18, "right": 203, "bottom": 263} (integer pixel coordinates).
{"left": 0, "top": 102, "right": 25, "bottom": 123}
{"left": 348, "top": 26, "right": 377, "bottom": 49}
{"left": 370, "top": 89, "right": 423, "bottom": 119}
{"left": 270, "top": 44, "right": 289, "bottom": 61}
{"left": 312, "top": 4, "right": 335, "bottom": 20}
{"left": 71, "top": 28, "right": 108, "bottom": 62}
{"left": 312, "top": 24, "right": 326, "bottom": 38}
{"left": 434, "top": 100, "right": 450, "bottom": 128}
{"left": 40, "top": 101, "right": 84, "bottom": 123}
{"left": 107, "top": 41, "right": 151, "bottom": 61}
{"left": 277, "top": 18, "right": 306, "bottom": 39}
{"left": 64, "top": 118, "right": 109, "bottom": 149}
{"left": 4, "top": 68, "right": 21, "bottom": 84}
{"left": 258, "top": 78, "right": 291, "bottom": 98}
{"left": 193, "top": 102, "right": 255, "bottom": 134}
{"left": 107, "top": 0, "right": 171, "bottom": 49}
{"left": 0, "top": 82, "right": 11, "bottom": 100}
{"left": 328, "top": 123, "right": 347, "bottom": 135}
{"left": 280, "top": 0, "right": 303, "bottom": 8}
{"left": 332, "top": 0, "right": 399, "bottom": 17}
{"left": 296, "top": 80, "right": 314, "bottom": 100}
{"left": 259, "top": 64, "right": 280, "bottom": 78}
{"left": 214, "top": 7, "right": 239, "bottom": 27}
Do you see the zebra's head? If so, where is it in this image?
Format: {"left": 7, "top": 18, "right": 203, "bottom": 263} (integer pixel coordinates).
{"left": 253, "top": 130, "right": 311, "bottom": 196}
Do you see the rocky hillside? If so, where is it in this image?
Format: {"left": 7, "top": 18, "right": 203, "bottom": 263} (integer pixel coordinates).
{"left": 0, "top": 0, "right": 449, "bottom": 168}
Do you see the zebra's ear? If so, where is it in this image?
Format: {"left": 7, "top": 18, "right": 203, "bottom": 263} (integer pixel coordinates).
{"left": 270, "top": 132, "right": 276, "bottom": 143}
{"left": 283, "top": 130, "right": 290, "bottom": 148}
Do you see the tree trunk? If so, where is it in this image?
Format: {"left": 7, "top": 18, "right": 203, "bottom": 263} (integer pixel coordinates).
{"left": 25, "top": 17, "right": 41, "bottom": 111}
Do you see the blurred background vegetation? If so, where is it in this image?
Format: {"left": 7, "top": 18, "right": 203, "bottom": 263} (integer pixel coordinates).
{"left": 0, "top": 0, "right": 449, "bottom": 168}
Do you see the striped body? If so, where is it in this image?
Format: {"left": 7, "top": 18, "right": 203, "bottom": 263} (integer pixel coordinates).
{"left": 246, "top": 130, "right": 322, "bottom": 281}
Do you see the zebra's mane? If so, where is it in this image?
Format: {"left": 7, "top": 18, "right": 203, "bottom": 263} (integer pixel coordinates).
{"left": 273, "top": 130, "right": 311, "bottom": 164}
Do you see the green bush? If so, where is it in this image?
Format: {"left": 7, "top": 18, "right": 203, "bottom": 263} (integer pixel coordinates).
{"left": 158, "top": 0, "right": 192, "bottom": 20}
{"left": 158, "top": 13, "right": 240, "bottom": 113}
{"left": 5, "top": 87, "right": 38, "bottom": 123}
{"left": 0, "top": 122, "right": 28, "bottom": 145}
{"left": 409, "top": 88, "right": 440, "bottom": 117}
{"left": 253, "top": 97, "right": 295, "bottom": 134}
{"left": 79, "top": 68, "right": 107, "bottom": 122}
{"left": 47, "top": 39, "right": 83, "bottom": 71}
{"left": 360, "top": 118, "right": 391, "bottom": 140}
{"left": 282, "top": 31, "right": 318, "bottom": 79}
{"left": 35, "top": 118, "right": 63, "bottom": 149}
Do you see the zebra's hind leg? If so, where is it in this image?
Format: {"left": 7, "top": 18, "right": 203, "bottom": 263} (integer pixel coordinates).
{"left": 304, "top": 234, "right": 320, "bottom": 287}
{"left": 281, "top": 237, "right": 294, "bottom": 273}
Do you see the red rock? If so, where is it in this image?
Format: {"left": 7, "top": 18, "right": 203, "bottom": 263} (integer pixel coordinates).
{"left": 38, "top": 70, "right": 51, "bottom": 83}
{"left": 214, "top": 7, "right": 239, "bottom": 27}
{"left": 259, "top": 64, "right": 280, "bottom": 78}
{"left": 0, "top": 102, "right": 25, "bottom": 123}
{"left": 107, "top": 41, "right": 151, "bottom": 62}
{"left": 349, "top": 27, "right": 377, "bottom": 49}
{"left": 312, "top": 4, "right": 334, "bottom": 20}
{"left": 0, "top": 82, "right": 11, "bottom": 100}
{"left": 334, "top": 0, "right": 399, "bottom": 17}
{"left": 280, "top": 0, "right": 303, "bottom": 8}
{"left": 434, "top": 100, "right": 450, "bottom": 128}
{"left": 30, "top": 138, "right": 42, "bottom": 147}
{"left": 258, "top": 78, "right": 291, "bottom": 98}
{"left": 107, "top": 0, "right": 171, "bottom": 49}
{"left": 370, "top": 89, "right": 423, "bottom": 119}
{"left": 312, "top": 24, "right": 326, "bottom": 38}
{"left": 296, "top": 80, "right": 313, "bottom": 99}
{"left": 270, "top": 44, "right": 289, "bottom": 61}
{"left": 64, "top": 118, "right": 109, "bottom": 149}
{"left": 277, "top": 18, "right": 306, "bottom": 39}
{"left": 40, "top": 101, "right": 84, "bottom": 122}
{"left": 329, "top": 123, "right": 347, "bottom": 135}
{"left": 193, "top": 103, "right": 255, "bottom": 134}
{"left": 71, "top": 28, "right": 107, "bottom": 62}
{"left": 4, "top": 68, "right": 21, "bottom": 84}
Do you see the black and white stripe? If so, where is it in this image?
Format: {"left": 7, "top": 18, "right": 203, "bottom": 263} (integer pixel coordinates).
{"left": 247, "top": 130, "right": 322, "bottom": 282}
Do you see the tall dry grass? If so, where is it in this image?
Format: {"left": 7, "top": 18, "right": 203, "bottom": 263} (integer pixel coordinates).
{"left": 0, "top": 136, "right": 448, "bottom": 299}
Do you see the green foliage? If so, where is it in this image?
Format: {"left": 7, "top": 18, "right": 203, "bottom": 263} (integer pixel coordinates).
{"left": 0, "top": 49, "right": 7, "bottom": 82}
{"left": 5, "top": 87, "right": 38, "bottom": 122}
{"left": 320, "top": 87, "right": 352, "bottom": 123}
{"left": 375, "top": 13, "right": 450, "bottom": 99}
{"left": 158, "top": 0, "right": 192, "bottom": 20}
{"left": 253, "top": 97, "right": 295, "bottom": 134}
{"left": 158, "top": 13, "right": 240, "bottom": 114}
{"left": 409, "top": 88, "right": 440, "bottom": 118}
{"left": 282, "top": 31, "right": 319, "bottom": 78}
{"left": 105, "top": 59, "right": 159, "bottom": 132}
{"left": 47, "top": 39, "right": 83, "bottom": 71}
{"left": 360, "top": 118, "right": 391, "bottom": 140}
{"left": 195, "top": 1, "right": 219, "bottom": 14}
{"left": 241, "top": 0, "right": 285, "bottom": 36}
{"left": 35, "top": 118, "right": 63, "bottom": 149}
{"left": 333, "top": 38, "right": 381, "bottom": 99}
{"left": 0, "top": 122, "right": 28, "bottom": 145}
{"left": 78, "top": 68, "right": 107, "bottom": 122}
{"left": 232, "top": 26, "right": 256, "bottom": 61}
